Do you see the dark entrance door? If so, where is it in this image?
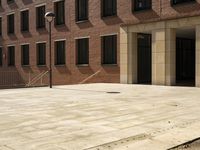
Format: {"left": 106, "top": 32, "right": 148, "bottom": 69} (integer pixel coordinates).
{"left": 137, "top": 34, "right": 152, "bottom": 84}
{"left": 176, "top": 38, "right": 195, "bottom": 86}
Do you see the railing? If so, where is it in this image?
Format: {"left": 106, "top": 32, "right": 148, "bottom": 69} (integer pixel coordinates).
{"left": 26, "top": 71, "right": 49, "bottom": 87}
{"left": 79, "top": 69, "right": 102, "bottom": 84}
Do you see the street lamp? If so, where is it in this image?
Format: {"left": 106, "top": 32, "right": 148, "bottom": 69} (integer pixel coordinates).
{"left": 45, "top": 12, "right": 55, "bottom": 88}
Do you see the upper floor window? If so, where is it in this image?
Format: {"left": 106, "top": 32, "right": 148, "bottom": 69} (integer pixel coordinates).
{"left": 8, "top": 46, "right": 15, "bottom": 66}
{"left": 101, "top": 35, "right": 117, "bottom": 64}
{"left": 36, "top": 5, "right": 45, "bottom": 29}
{"left": 76, "top": 0, "right": 88, "bottom": 22}
{"left": 21, "top": 10, "right": 29, "bottom": 32}
{"left": 76, "top": 38, "right": 89, "bottom": 65}
{"left": 54, "top": 0, "right": 65, "bottom": 25}
{"left": 133, "top": 0, "right": 152, "bottom": 11}
{"left": 7, "top": 0, "right": 14, "bottom": 4}
{"left": 21, "top": 44, "right": 29, "bottom": 66}
{"left": 0, "top": 17, "right": 2, "bottom": 36}
{"left": 0, "top": 47, "right": 2, "bottom": 66}
{"left": 7, "top": 14, "right": 15, "bottom": 34}
{"left": 55, "top": 40, "right": 66, "bottom": 65}
{"left": 171, "top": 0, "right": 195, "bottom": 5}
{"left": 102, "top": 0, "right": 117, "bottom": 17}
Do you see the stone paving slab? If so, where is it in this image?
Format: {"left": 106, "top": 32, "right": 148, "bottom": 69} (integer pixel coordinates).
{"left": 0, "top": 84, "right": 200, "bottom": 150}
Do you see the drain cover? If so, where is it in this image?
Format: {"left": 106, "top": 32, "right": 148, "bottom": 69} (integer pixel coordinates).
{"left": 107, "top": 92, "right": 121, "bottom": 94}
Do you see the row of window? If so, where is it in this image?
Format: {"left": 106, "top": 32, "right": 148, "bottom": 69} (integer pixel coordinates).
{"left": 0, "top": 0, "right": 195, "bottom": 35}
{"left": 0, "top": 35, "right": 117, "bottom": 66}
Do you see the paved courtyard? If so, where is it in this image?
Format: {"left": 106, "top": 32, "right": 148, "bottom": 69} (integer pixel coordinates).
{"left": 0, "top": 84, "right": 200, "bottom": 150}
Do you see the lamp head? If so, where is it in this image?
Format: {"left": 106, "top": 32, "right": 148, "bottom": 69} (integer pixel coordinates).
{"left": 45, "top": 12, "right": 55, "bottom": 22}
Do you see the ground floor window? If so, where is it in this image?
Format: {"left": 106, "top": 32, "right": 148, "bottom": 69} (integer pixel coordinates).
{"left": 8, "top": 46, "right": 15, "bottom": 66}
{"left": 76, "top": 38, "right": 89, "bottom": 65}
{"left": 37, "top": 43, "right": 46, "bottom": 66}
{"left": 21, "top": 44, "right": 29, "bottom": 66}
{"left": 55, "top": 40, "right": 66, "bottom": 65}
{"left": 102, "top": 35, "right": 117, "bottom": 64}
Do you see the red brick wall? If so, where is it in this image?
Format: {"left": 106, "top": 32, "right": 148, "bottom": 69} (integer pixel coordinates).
{"left": 0, "top": 0, "right": 200, "bottom": 86}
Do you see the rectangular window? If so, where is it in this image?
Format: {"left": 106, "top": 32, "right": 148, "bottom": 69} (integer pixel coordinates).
{"left": 102, "top": 0, "right": 117, "bottom": 17}
{"left": 36, "top": 5, "right": 45, "bottom": 29}
{"left": 0, "top": 47, "right": 2, "bottom": 66}
{"left": 21, "top": 10, "right": 29, "bottom": 32}
{"left": 55, "top": 40, "right": 66, "bottom": 65}
{"left": 0, "top": 17, "right": 2, "bottom": 36}
{"left": 171, "top": 0, "right": 195, "bottom": 5}
{"left": 133, "top": 0, "right": 152, "bottom": 11}
{"left": 8, "top": 46, "right": 15, "bottom": 66}
{"left": 37, "top": 43, "right": 46, "bottom": 66}
{"left": 76, "top": 0, "right": 88, "bottom": 21}
{"left": 7, "top": 14, "right": 14, "bottom": 34}
{"left": 55, "top": 0, "right": 65, "bottom": 25}
{"left": 76, "top": 38, "right": 89, "bottom": 65}
{"left": 102, "top": 35, "right": 117, "bottom": 64}
{"left": 7, "top": 0, "right": 14, "bottom": 4}
{"left": 21, "top": 44, "right": 29, "bottom": 66}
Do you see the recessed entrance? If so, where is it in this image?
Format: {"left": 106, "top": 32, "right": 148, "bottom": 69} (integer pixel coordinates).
{"left": 137, "top": 33, "right": 152, "bottom": 84}
{"left": 176, "top": 28, "right": 195, "bottom": 86}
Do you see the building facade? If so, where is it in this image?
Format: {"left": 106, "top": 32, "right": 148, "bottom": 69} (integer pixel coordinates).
{"left": 0, "top": 0, "right": 200, "bottom": 87}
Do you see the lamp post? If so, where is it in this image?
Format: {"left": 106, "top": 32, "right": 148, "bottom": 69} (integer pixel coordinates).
{"left": 45, "top": 12, "right": 55, "bottom": 88}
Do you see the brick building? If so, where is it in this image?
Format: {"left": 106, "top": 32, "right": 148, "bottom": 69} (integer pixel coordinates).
{"left": 0, "top": 0, "right": 200, "bottom": 87}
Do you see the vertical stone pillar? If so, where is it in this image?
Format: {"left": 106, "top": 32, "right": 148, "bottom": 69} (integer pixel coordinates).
{"left": 152, "top": 29, "right": 166, "bottom": 85}
{"left": 166, "top": 28, "right": 176, "bottom": 86}
{"left": 196, "top": 25, "right": 200, "bottom": 87}
{"left": 120, "top": 27, "right": 137, "bottom": 84}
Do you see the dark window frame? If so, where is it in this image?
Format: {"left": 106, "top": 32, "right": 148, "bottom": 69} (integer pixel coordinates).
{"left": 133, "top": 0, "right": 152, "bottom": 12}
{"left": 76, "top": 0, "right": 89, "bottom": 22}
{"left": 0, "top": 47, "right": 2, "bottom": 66}
{"left": 171, "top": 0, "right": 195, "bottom": 5}
{"left": 36, "top": 5, "right": 46, "bottom": 29}
{"left": 37, "top": 43, "right": 46, "bottom": 66}
{"left": 7, "top": 14, "right": 15, "bottom": 34}
{"left": 76, "top": 38, "right": 89, "bottom": 65}
{"left": 7, "top": 46, "right": 15, "bottom": 66}
{"left": 21, "top": 44, "right": 30, "bottom": 66}
{"left": 101, "top": 0, "right": 117, "bottom": 18}
{"left": 21, "top": 10, "right": 29, "bottom": 32}
{"left": 0, "top": 17, "right": 2, "bottom": 36}
{"left": 54, "top": 0, "right": 65, "bottom": 25}
{"left": 55, "top": 40, "right": 66, "bottom": 65}
{"left": 101, "top": 35, "right": 117, "bottom": 65}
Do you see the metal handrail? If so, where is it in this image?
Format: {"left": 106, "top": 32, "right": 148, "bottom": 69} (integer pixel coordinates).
{"left": 26, "top": 71, "right": 49, "bottom": 87}
{"left": 79, "top": 69, "right": 102, "bottom": 84}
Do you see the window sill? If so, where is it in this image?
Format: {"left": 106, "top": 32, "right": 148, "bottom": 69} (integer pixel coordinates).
{"left": 55, "top": 64, "right": 66, "bottom": 67}
{"left": 77, "top": 64, "right": 89, "bottom": 67}
{"left": 22, "top": 65, "right": 30, "bottom": 67}
{"left": 101, "top": 15, "right": 118, "bottom": 19}
{"left": 55, "top": 23, "right": 65, "bottom": 27}
{"left": 21, "top": 30, "right": 29, "bottom": 33}
{"left": 37, "top": 65, "right": 46, "bottom": 67}
{"left": 76, "top": 20, "right": 89, "bottom": 24}
{"left": 102, "top": 64, "right": 118, "bottom": 67}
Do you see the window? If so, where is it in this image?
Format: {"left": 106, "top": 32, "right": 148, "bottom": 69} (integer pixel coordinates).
{"left": 0, "top": 47, "right": 2, "bottom": 66}
{"left": 7, "top": 0, "right": 14, "bottom": 4}
{"left": 7, "top": 14, "right": 14, "bottom": 34}
{"left": 76, "top": 38, "right": 89, "bottom": 65}
{"left": 36, "top": 5, "right": 45, "bottom": 29}
{"left": 76, "top": 0, "right": 88, "bottom": 21}
{"left": 133, "top": 0, "right": 152, "bottom": 11}
{"left": 102, "top": 0, "right": 117, "bottom": 17}
{"left": 0, "top": 17, "right": 2, "bottom": 36}
{"left": 102, "top": 35, "right": 117, "bottom": 64}
{"left": 8, "top": 46, "right": 15, "bottom": 66}
{"left": 21, "top": 10, "right": 29, "bottom": 32}
{"left": 55, "top": 40, "right": 65, "bottom": 65}
{"left": 55, "top": 0, "right": 65, "bottom": 25}
{"left": 21, "top": 44, "right": 29, "bottom": 66}
{"left": 171, "top": 0, "right": 195, "bottom": 5}
{"left": 37, "top": 43, "right": 46, "bottom": 66}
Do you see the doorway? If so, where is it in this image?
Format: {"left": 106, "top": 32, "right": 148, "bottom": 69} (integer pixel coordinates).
{"left": 137, "top": 33, "right": 152, "bottom": 84}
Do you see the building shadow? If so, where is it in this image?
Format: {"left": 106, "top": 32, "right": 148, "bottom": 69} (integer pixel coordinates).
{"left": 172, "top": 1, "right": 200, "bottom": 13}
{"left": 133, "top": 10, "right": 160, "bottom": 22}
{"left": 76, "top": 21, "right": 93, "bottom": 29}
{"left": 102, "top": 16, "right": 123, "bottom": 25}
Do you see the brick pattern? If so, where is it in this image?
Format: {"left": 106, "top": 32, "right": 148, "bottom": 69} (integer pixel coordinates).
{"left": 0, "top": 0, "right": 200, "bottom": 85}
